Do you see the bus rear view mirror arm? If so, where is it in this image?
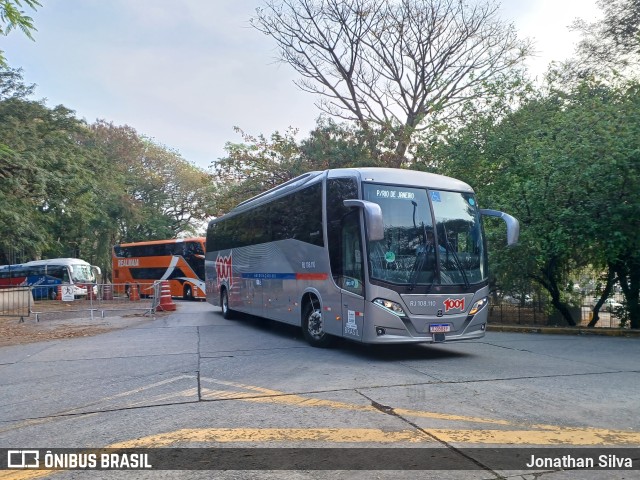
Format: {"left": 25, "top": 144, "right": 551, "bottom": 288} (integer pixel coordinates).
{"left": 480, "top": 209, "right": 520, "bottom": 246}
{"left": 344, "top": 199, "right": 385, "bottom": 242}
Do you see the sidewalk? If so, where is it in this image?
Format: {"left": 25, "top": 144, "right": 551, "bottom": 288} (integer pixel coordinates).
{"left": 488, "top": 323, "right": 640, "bottom": 337}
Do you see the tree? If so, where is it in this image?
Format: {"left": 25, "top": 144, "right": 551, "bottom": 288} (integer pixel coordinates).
{"left": 432, "top": 93, "right": 586, "bottom": 325}
{"left": 0, "top": 65, "right": 217, "bottom": 275}
{"left": 300, "top": 116, "right": 389, "bottom": 169}
{"left": 251, "top": 0, "right": 531, "bottom": 166}
{"left": 0, "top": 0, "right": 40, "bottom": 66}
{"left": 428, "top": 78, "right": 640, "bottom": 328}
{"left": 89, "top": 121, "right": 216, "bottom": 243}
{"left": 213, "top": 118, "right": 389, "bottom": 213}
{"left": 568, "top": 0, "right": 640, "bottom": 78}
{"left": 214, "top": 126, "right": 305, "bottom": 214}
{"left": 0, "top": 67, "right": 98, "bottom": 264}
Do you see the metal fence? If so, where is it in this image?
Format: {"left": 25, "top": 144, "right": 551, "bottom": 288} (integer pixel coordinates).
{"left": 488, "top": 294, "right": 628, "bottom": 329}
{"left": 0, "top": 283, "right": 162, "bottom": 322}
{"left": 0, "top": 286, "right": 31, "bottom": 321}
{"left": 2, "top": 282, "right": 630, "bottom": 330}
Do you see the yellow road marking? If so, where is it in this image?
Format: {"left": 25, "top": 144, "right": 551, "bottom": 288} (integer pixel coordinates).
{"left": 199, "top": 378, "right": 640, "bottom": 445}
{"left": 201, "top": 378, "right": 513, "bottom": 425}
{"left": 3, "top": 377, "right": 639, "bottom": 480}
{"left": 108, "top": 427, "right": 640, "bottom": 448}
{"left": 110, "top": 427, "right": 432, "bottom": 447}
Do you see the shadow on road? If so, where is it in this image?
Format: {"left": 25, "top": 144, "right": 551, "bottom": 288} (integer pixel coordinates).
{"left": 216, "top": 310, "right": 473, "bottom": 361}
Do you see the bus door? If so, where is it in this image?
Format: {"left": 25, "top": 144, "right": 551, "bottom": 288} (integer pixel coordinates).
{"left": 340, "top": 209, "right": 365, "bottom": 341}
{"left": 327, "top": 176, "right": 366, "bottom": 340}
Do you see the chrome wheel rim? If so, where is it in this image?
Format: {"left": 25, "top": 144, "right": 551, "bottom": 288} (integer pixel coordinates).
{"left": 307, "top": 309, "right": 324, "bottom": 338}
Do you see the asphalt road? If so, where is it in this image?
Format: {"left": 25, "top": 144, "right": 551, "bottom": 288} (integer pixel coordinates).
{"left": 1, "top": 301, "right": 639, "bottom": 479}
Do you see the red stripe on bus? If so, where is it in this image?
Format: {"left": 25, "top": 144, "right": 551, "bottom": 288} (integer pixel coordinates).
{"left": 295, "top": 273, "right": 329, "bottom": 281}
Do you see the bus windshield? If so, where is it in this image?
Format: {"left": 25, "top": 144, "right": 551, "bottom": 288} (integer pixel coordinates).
{"left": 363, "top": 184, "right": 486, "bottom": 287}
{"left": 69, "top": 264, "right": 95, "bottom": 283}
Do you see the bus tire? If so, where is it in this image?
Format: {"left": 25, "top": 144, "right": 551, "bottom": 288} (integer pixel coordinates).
{"left": 183, "top": 284, "right": 194, "bottom": 301}
{"left": 49, "top": 288, "right": 57, "bottom": 300}
{"left": 302, "top": 299, "right": 333, "bottom": 348}
{"left": 221, "top": 288, "right": 235, "bottom": 320}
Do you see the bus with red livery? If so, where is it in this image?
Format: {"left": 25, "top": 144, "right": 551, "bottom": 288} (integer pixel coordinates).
{"left": 0, "top": 258, "right": 100, "bottom": 299}
{"left": 205, "top": 168, "right": 518, "bottom": 347}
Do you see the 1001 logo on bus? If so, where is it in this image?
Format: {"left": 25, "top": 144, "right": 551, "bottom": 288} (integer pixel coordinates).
{"left": 215, "top": 253, "right": 233, "bottom": 288}
{"left": 443, "top": 297, "right": 465, "bottom": 312}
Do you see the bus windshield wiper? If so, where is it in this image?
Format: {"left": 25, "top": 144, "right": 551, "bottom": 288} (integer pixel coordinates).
{"left": 407, "top": 264, "right": 435, "bottom": 292}
{"left": 441, "top": 223, "right": 470, "bottom": 289}
{"left": 407, "top": 228, "right": 435, "bottom": 292}
{"left": 407, "top": 253, "right": 424, "bottom": 292}
{"left": 407, "top": 202, "right": 436, "bottom": 292}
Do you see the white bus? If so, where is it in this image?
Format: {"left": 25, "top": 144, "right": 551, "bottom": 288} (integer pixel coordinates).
{"left": 205, "top": 168, "right": 518, "bottom": 347}
{"left": 0, "top": 258, "right": 101, "bottom": 300}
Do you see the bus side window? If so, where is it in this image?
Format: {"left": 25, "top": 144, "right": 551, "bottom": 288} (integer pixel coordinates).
{"left": 47, "top": 266, "right": 70, "bottom": 283}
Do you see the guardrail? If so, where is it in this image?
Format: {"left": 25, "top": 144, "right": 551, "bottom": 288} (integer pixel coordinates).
{"left": 35, "top": 282, "right": 162, "bottom": 322}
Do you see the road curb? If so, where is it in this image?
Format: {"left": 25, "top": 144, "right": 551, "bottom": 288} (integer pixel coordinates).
{"left": 488, "top": 324, "right": 640, "bottom": 337}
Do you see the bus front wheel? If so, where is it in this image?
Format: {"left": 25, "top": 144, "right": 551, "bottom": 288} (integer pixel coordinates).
{"left": 302, "top": 300, "right": 333, "bottom": 348}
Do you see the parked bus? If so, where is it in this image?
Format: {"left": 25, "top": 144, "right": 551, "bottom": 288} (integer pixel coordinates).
{"left": 112, "top": 238, "right": 206, "bottom": 300}
{"left": 0, "top": 258, "right": 101, "bottom": 300}
{"left": 205, "top": 168, "right": 518, "bottom": 347}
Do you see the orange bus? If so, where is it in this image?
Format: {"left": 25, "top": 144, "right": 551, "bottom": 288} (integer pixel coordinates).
{"left": 112, "top": 238, "right": 205, "bottom": 300}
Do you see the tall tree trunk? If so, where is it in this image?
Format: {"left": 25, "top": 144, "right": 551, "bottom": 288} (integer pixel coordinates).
{"left": 534, "top": 257, "right": 577, "bottom": 326}
{"left": 588, "top": 266, "right": 615, "bottom": 327}
{"left": 615, "top": 258, "right": 640, "bottom": 329}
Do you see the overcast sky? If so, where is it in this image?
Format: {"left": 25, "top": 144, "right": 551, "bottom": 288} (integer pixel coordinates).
{"left": 4, "top": 0, "right": 601, "bottom": 171}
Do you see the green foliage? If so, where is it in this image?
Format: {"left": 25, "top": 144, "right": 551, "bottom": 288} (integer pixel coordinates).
{"left": 0, "top": 67, "right": 216, "bottom": 278}
{"left": 569, "top": 0, "right": 640, "bottom": 78}
{"left": 0, "top": 0, "right": 40, "bottom": 66}
{"left": 214, "top": 126, "right": 305, "bottom": 214}
{"left": 86, "top": 121, "right": 217, "bottom": 276}
{"left": 0, "top": 74, "right": 95, "bottom": 262}
{"left": 426, "top": 77, "right": 640, "bottom": 327}
{"left": 213, "top": 118, "right": 387, "bottom": 213}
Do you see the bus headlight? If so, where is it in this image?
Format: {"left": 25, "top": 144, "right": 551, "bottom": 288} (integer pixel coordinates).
{"left": 373, "top": 298, "right": 407, "bottom": 317}
{"left": 468, "top": 297, "right": 488, "bottom": 316}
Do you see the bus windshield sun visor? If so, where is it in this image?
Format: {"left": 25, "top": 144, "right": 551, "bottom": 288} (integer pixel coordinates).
{"left": 343, "top": 199, "right": 384, "bottom": 241}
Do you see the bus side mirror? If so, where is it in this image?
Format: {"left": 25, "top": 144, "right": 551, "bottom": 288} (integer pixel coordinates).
{"left": 480, "top": 209, "right": 520, "bottom": 246}
{"left": 343, "top": 199, "right": 385, "bottom": 242}
{"left": 91, "top": 266, "right": 102, "bottom": 280}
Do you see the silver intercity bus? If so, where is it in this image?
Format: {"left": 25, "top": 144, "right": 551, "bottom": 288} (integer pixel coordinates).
{"left": 205, "top": 168, "right": 518, "bottom": 347}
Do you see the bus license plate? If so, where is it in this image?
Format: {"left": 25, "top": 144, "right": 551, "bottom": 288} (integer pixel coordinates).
{"left": 429, "top": 324, "right": 451, "bottom": 333}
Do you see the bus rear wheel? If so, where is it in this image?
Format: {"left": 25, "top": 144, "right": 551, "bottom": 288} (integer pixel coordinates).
{"left": 183, "top": 284, "right": 194, "bottom": 301}
{"left": 302, "top": 300, "right": 333, "bottom": 348}
{"left": 221, "top": 288, "right": 234, "bottom": 319}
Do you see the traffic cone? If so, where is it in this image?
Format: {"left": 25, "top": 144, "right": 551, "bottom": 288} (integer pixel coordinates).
{"left": 56, "top": 285, "right": 62, "bottom": 301}
{"left": 156, "top": 280, "right": 176, "bottom": 311}
{"left": 129, "top": 284, "right": 140, "bottom": 301}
